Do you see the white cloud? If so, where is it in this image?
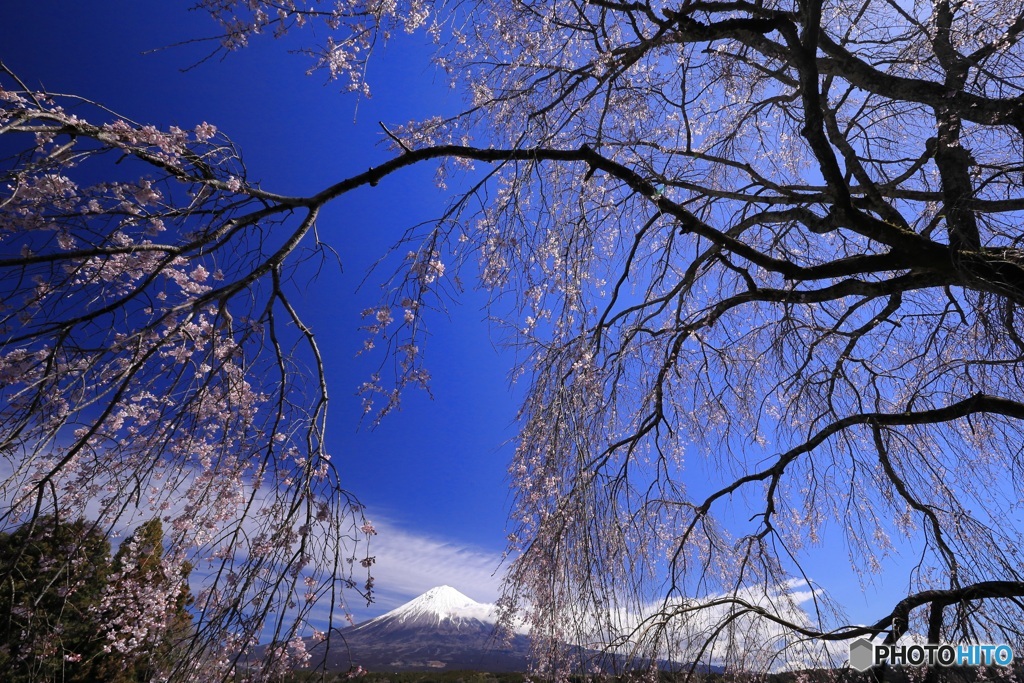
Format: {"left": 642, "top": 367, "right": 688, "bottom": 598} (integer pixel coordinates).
{"left": 355, "top": 518, "right": 507, "bottom": 617}
{"left": 530, "top": 579, "right": 849, "bottom": 672}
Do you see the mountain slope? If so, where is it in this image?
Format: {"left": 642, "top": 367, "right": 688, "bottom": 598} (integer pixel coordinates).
{"left": 308, "top": 586, "right": 532, "bottom": 672}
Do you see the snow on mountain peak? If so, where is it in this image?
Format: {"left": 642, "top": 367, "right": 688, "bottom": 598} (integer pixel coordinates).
{"left": 366, "top": 585, "right": 498, "bottom": 628}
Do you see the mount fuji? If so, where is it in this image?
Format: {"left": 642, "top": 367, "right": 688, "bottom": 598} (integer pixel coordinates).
{"left": 303, "top": 586, "right": 723, "bottom": 675}
{"left": 308, "top": 586, "right": 533, "bottom": 672}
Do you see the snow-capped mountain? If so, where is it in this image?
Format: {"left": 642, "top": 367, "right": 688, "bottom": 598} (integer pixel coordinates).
{"left": 300, "top": 585, "right": 723, "bottom": 675}
{"left": 352, "top": 585, "right": 501, "bottom": 634}
{"left": 308, "top": 586, "right": 532, "bottom": 672}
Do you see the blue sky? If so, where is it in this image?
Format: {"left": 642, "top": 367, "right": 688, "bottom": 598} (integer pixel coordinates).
{"left": 1, "top": 2, "right": 517, "bottom": 617}
{"left": 0, "top": 2, "right": 927, "bottom": 633}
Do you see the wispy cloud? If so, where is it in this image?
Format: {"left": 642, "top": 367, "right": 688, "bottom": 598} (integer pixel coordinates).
{"left": 603, "top": 580, "right": 848, "bottom": 671}
{"left": 355, "top": 518, "right": 507, "bottom": 618}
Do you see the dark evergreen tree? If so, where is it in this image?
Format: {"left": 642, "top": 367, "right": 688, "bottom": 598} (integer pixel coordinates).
{"left": 0, "top": 516, "right": 111, "bottom": 682}
{"left": 0, "top": 517, "right": 193, "bottom": 682}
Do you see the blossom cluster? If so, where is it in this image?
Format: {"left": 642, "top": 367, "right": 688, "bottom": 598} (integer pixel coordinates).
{"left": 198, "top": 0, "right": 434, "bottom": 94}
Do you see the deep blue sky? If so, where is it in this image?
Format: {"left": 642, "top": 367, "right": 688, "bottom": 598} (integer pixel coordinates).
{"left": 1, "top": 3, "right": 918, "bottom": 630}
{"left": 1, "top": 3, "right": 519, "bottom": 616}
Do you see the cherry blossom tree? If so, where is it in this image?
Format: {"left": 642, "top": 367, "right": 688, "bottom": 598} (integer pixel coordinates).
{"left": 0, "top": 65, "right": 380, "bottom": 680}
{"left": 7, "top": 0, "right": 1024, "bottom": 679}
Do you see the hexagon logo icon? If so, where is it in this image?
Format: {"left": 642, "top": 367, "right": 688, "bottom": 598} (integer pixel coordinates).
{"left": 850, "top": 638, "right": 876, "bottom": 672}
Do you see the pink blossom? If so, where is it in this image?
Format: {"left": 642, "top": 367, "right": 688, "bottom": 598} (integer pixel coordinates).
{"left": 194, "top": 121, "right": 217, "bottom": 141}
